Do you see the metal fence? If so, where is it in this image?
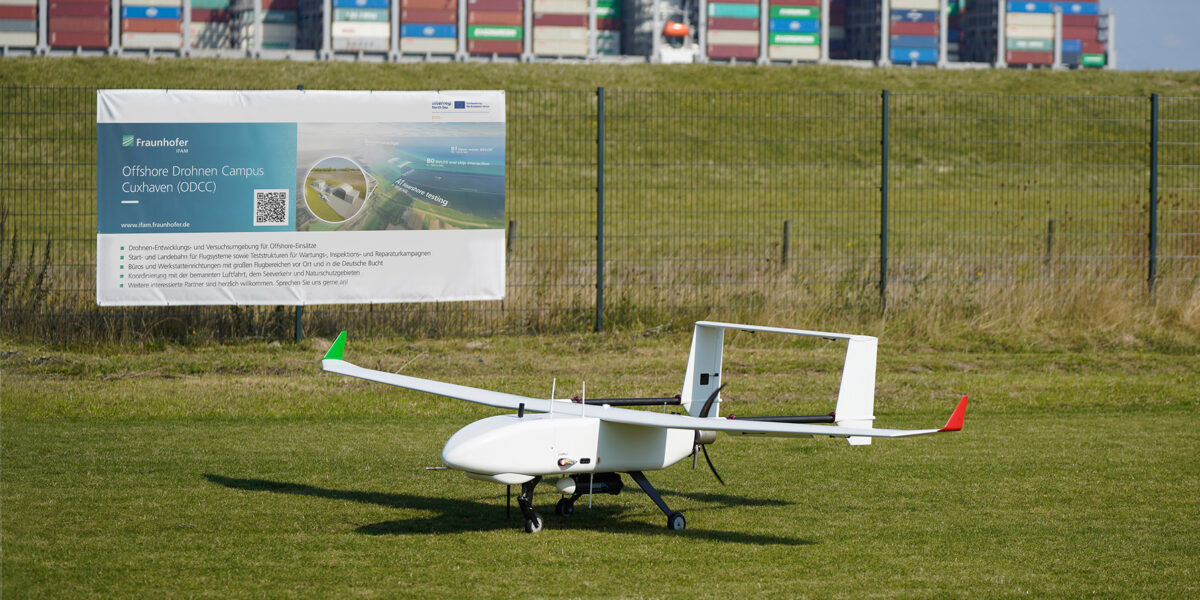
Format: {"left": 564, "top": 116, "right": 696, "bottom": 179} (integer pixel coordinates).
{"left": 1, "top": 86, "right": 1196, "bottom": 341}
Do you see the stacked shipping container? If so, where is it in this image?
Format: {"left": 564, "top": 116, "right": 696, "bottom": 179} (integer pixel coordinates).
{"left": 596, "top": 0, "right": 619, "bottom": 55}
{"left": 401, "top": 0, "right": 456, "bottom": 54}
{"left": 121, "top": 0, "right": 183, "bottom": 50}
{"left": 191, "top": 0, "right": 232, "bottom": 49}
{"left": 768, "top": 0, "right": 820, "bottom": 61}
{"left": 1058, "top": 1, "right": 1104, "bottom": 67}
{"left": 333, "top": 0, "right": 391, "bottom": 52}
{"left": 828, "top": 0, "right": 847, "bottom": 59}
{"left": 889, "top": 0, "right": 938, "bottom": 65}
{"left": 467, "top": 0, "right": 523, "bottom": 56}
{"left": 1005, "top": 1, "right": 1055, "bottom": 66}
{"left": 48, "top": 0, "right": 109, "bottom": 48}
{"left": 706, "top": 0, "right": 759, "bottom": 61}
{"left": 232, "top": 0, "right": 299, "bottom": 50}
{"left": 533, "top": 0, "right": 587, "bottom": 57}
{"left": 0, "top": 0, "right": 37, "bottom": 48}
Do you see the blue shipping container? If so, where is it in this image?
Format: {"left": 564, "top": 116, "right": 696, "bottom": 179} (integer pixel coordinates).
{"left": 1061, "top": 38, "right": 1082, "bottom": 52}
{"left": 1062, "top": 51, "right": 1081, "bottom": 64}
{"left": 891, "top": 47, "right": 938, "bottom": 63}
{"left": 829, "top": 39, "right": 845, "bottom": 51}
{"left": 769, "top": 18, "right": 820, "bottom": 33}
{"left": 121, "top": 6, "right": 181, "bottom": 18}
{"left": 400, "top": 23, "right": 456, "bottom": 38}
{"left": 890, "top": 9, "right": 937, "bottom": 23}
{"left": 948, "top": 29, "right": 960, "bottom": 42}
{"left": 1007, "top": 2, "right": 1054, "bottom": 13}
{"left": 332, "top": 0, "right": 390, "bottom": 8}
{"left": 1057, "top": 2, "right": 1099, "bottom": 15}
{"left": 891, "top": 35, "right": 938, "bottom": 49}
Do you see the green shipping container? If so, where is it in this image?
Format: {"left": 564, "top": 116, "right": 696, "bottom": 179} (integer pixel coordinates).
{"left": 468, "top": 25, "right": 522, "bottom": 40}
{"left": 1081, "top": 53, "right": 1106, "bottom": 67}
{"left": 262, "top": 10, "right": 297, "bottom": 24}
{"left": 769, "top": 6, "right": 818, "bottom": 19}
{"left": 708, "top": 3, "right": 760, "bottom": 18}
{"left": 769, "top": 32, "right": 818, "bottom": 45}
{"left": 1007, "top": 38, "right": 1052, "bottom": 51}
{"left": 596, "top": 5, "right": 619, "bottom": 17}
{"left": 190, "top": 0, "right": 230, "bottom": 8}
{"left": 334, "top": 8, "right": 389, "bottom": 22}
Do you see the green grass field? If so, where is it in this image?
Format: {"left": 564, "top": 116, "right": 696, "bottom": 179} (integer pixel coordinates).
{"left": 3, "top": 332, "right": 1198, "bottom": 598}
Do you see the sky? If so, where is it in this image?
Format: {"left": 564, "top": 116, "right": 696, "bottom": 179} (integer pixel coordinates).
{"left": 1099, "top": 0, "right": 1200, "bottom": 70}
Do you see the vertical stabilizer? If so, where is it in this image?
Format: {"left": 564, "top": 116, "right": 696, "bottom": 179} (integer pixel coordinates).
{"left": 835, "top": 336, "right": 878, "bottom": 446}
{"left": 680, "top": 323, "right": 725, "bottom": 417}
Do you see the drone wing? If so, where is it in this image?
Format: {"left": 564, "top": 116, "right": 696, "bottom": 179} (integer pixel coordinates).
{"left": 321, "top": 331, "right": 966, "bottom": 440}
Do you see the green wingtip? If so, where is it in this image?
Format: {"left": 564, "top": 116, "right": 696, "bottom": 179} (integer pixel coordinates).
{"left": 324, "top": 331, "right": 347, "bottom": 361}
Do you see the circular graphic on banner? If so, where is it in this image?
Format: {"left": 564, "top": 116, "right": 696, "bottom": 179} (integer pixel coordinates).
{"left": 303, "top": 156, "right": 369, "bottom": 224}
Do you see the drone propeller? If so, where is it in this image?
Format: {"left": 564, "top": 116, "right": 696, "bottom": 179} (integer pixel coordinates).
{"left": 691, "top": 384, "right": 728, "bottom": 486}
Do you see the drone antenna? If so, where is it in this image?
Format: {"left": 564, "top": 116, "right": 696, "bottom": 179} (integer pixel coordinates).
{"left": 549, "top": 378, "right": 556, "bottom": 416}
{"left": 581, "top": 382, "right": 586, "bottom": 418}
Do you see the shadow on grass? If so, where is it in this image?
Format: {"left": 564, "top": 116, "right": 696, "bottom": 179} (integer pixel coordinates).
{"left": 204, "top": 474, "right": 813, "bottom": 546}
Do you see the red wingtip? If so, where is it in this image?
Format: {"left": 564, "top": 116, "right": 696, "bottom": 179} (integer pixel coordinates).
{"left": 939, "top": 395, "right": 969, "bottom": 432}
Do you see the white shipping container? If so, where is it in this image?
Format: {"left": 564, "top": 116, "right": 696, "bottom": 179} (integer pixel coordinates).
{"left": 332, "top": 21, "right": 390, "bottom": 38}
{"left": 400, "top": 36, "right": 456, "bottom": 52}
{"left": 769, "top": 44, "right": 820, "bottom": 60}
{"left": 122, "top": 32, "right": 183, "bottom": 48}
{"left": 0, "top": 31, "right": 36, "bottom": 46}
{"left": 1006, "top": 13, "right": 1054, "bottom": 26}
{"left": 532, "top": 0, "right": 588, "bottom": 15}
{"left": 533, "top": 25, "right": 586, "bottom": 41}
{"left": 332, "top": 36, "right": 390, "bottom": 51}
{"left": 707, "top": 29, "right": 759, "bottom": 46}
{"left": 188, "top": 21, "right": 228, "bottom": 48}
{"left": 889, "top": 0, "right": 939, "bottom": 9}
{"left": 0, "top": 0, "right": 37, "bottom": 5}
{"left": 1006, "top": 24, "right": 1053, "bottom": 39}
{"left": 829, "top": 25, "right": 845, "bottom": 39}
{"left": 533, "top": 38, "right": 587, "bottom": 55}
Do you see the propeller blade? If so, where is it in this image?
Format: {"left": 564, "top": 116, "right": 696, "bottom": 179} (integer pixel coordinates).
{"left": 698, "top": 383, "right": 727, "bottom": 419}
{"left": 701, "top": 444, "right": 726, "bottom": 486}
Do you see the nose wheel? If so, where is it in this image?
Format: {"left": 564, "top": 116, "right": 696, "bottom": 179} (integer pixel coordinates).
{"left": 555, "top": 496, "right": 578, "bottom": 517}
{"left": 516, "top": 476, "right": 543, "bottom": 534}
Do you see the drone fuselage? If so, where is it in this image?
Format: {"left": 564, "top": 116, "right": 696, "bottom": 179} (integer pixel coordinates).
{"left": 441, "top": 413, "right": 695, "bottom": 484}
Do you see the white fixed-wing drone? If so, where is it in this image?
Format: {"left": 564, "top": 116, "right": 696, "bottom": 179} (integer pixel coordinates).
{"left": 321, "top": 321, "right": 968, "bottom": 533}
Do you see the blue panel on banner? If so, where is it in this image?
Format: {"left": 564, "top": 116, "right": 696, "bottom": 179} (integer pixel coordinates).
{"left": 400, "top": 23, "right": 456, "bottom": 38}
{"left": 1061, "top": 39, "right": 1082, "bottom": 53}
{"left": 1057, "top": 2, "right": 1099, "bottom": 15}
{"left": 890, "top": 35, "right": 938, "bottom": 49}
{"left": 332, "top": 0, "right": 390, "bottom": 8}
{"left": 121, "top": 6, "right": 181, "bottom": 18}
{"left": 890, "top": 9, "right": 937, "bottom": 23}
{"left": 1007, "top": 2, "right": 1054, "bottom": 13}
{"left": 97, "top": 123, "right": 298, "bottom": 234}
{"left": 769, "top": 18, "right": 820, "bottom": 33}
{"left": 890, "top": 47, "right": 937, "bottom": 63}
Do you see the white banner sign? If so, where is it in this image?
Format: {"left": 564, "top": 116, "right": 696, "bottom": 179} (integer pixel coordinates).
{"left": 96, "top": 89, "right": 506, "bottom": 306}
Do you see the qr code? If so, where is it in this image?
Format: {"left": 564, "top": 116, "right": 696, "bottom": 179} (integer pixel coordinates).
{"left": 254, "top": 189, "right": 289, "bottom": 226}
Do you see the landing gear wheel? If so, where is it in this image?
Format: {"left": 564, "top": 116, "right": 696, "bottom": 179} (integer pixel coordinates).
{"left": 555, "top": 498, "right": 575, "bottom": 517}
{"left": 524, "top": 513, "right": 544, "bottom": 533}
{"left": 667, "top": 511, "right": 686, "bottom": 531}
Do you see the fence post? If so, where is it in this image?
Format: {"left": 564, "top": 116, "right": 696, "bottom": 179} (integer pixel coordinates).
{"left": 1149, "top": 92, "right": 1159, "bottom": 295}
{"left": 595, "top": 86, "right": 606, "bottom": 332}
{"left": 880, "top": 89, "right": 890, "bottom": 309}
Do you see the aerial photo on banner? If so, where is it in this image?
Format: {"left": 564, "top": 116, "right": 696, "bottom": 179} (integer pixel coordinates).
{"left": 95, "top": 89, "right": 506, "bottom": 307}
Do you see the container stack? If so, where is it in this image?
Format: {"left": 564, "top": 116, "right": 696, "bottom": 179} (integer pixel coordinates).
{"left": 595, "top": 0, "right": 619, "bottom": 55}
{"left": 768, "top": 0, "right": 820, "bottom": 62}
{"left": 705, "top": 0, "right": 759, "bottom": 61}
{"left": 333, "top": 0, "right": 391, "bottom": 52}
{"left": 1059, "top": 0, "right": 1104, "bottom": 68}
{"left": 232, "top": 0, "right": 299, "bottom": 50}
{"left": 400, "top": 0, "right": 457, "bottom": 54}
{"left": 190, "top": 0, "right": 231, "bottom": 49}
{"left": 828, "top": 0, "right": 847, "bottom": 59}
{"left": 122, "top": 0, "right": 184, "bottom": 50}
{"left": 1004, "top": 1, "right": 1054, "bottom": 66}
{"left": 0, "top": 0, "right": 37, "bottom": 48}
{"left": 532, "top": 0, "right": 587, "bottom": 57}
{"left": 888, "top": 0, "right": 938, "bottom": 65}
{"left": 946, "top": 0, "right": 961, "bottom": 61}
{"left": 843, "top": 0, "right": 881, "bottom": 61}
{"left": 467, "top": 0, "right": 523, "bottom": 56}
{"left": 48, "top": 0, "right": 109, "bottom": 49}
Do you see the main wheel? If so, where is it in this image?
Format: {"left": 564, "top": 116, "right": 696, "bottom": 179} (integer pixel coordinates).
{"left": 524, "top": 513, "right": 544, "bottom": 533}
{"left": 667, "top": 511, "right": 686, "bottom": 531}
{"left": 555, "top": 498, "right": 575, "bottom": 517}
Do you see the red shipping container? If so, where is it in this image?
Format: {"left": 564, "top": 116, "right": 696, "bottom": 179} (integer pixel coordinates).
{"left": 1063, "top": 14, "right": 1099, "bottom": 27}
{"left": 533, "top": 13, "right": 584, "bottom": 26}
{"left": 467, "top": 10, "right": 523, "bottom": 25}
{"left": 890, "top": 21, "right": 937, "bottom": 36}
{"left": 123, "top": 18, "right": 181, "bottom": 33}
{"left": 261, "top": 0, "right": 297, "bottom": 10}
{"left": 707, "top": 17, "right": 757, "bottom": 31}
{"left": 708, "top": 44, "right": 758, "bottom": 60}
{"left": 51, "top": 16, "right": 109, "bottom": 32}
{"left": 468, "top": 39, "right": 522, "bottom": 54}
{"left": 1062, "top": 26, "right": 1097, "bottom": 41}
{"left": 191, "top": 9, "right": 231, "bottom": 22}
{"left": 1007, "top": 50, "right": 1052, "bottom": 65}
{"left": 1080, "top": 40, "right": 1104, "bottom": 54}
{"left": 769, "top": 0, "right": 820, "bottom": 5}
{"left": 0, "top": 6, "right": 36, "bottom": 18}
{"left": 49, "top": 2, "right": 110, "bottom": 17}
{"left": 405, "top": 0, "right": 458, "bottom": 10}
{"left": 597, "top": 17, "right": 617, "bottom": 30}
{"left": 49, "top": 30, "right": 109, "bottom": 47}
{"left": 402, "top": 9, "right": 457, "bottom": 23}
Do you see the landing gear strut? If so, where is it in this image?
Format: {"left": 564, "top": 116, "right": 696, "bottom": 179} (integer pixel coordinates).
{"left": 627, "top": 471, "right": 686, "bottom": 531}
{"left": 555, "top": 493, "right": 581, "bottom": 517}
{"left": 517, "top": 476, "right": 543, "bottom": 533}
